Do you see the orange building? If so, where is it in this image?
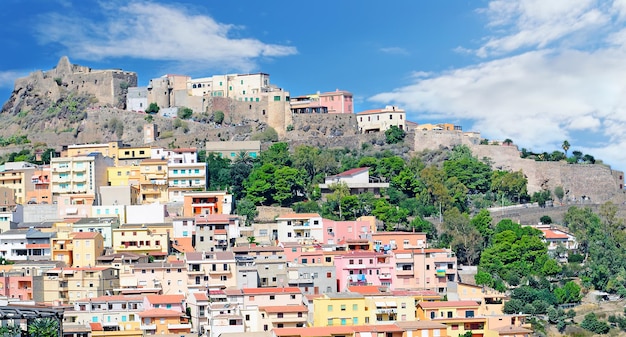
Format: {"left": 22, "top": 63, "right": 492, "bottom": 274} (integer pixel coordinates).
{"left": 182, "top": 191, "right": 233, "bottom": 216}
{"left": 139, "top": 308, "right": 191, "bottom": 335}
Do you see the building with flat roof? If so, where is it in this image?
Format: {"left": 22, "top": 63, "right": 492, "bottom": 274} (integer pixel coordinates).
{"left": 356, "top": 105, "right": 406, "bottom": 133}
{"left": 206, "top": 141, "right": 261, "bottom": 161}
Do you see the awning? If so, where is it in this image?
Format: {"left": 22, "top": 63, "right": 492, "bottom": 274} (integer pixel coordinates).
{"left": 375, "top": 302, "right": 386, "bottom": 307}
{"left": 65, "top": 208, "right": 78, "bottom": 215}
{"left": 386, "top": 302, "right": 397, "bottom": 307}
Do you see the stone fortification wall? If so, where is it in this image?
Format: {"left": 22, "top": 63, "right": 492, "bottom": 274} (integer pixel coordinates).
{"left": 414, "top": 130, "right": 481, "bottom": 152}
{"left": 470, "top": 144, "right": 625, "bottom": 203}
{"left": 414, "top": 130, "right": 625, "bottom": 204}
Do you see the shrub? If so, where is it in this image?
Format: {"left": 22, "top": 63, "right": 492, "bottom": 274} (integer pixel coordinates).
{"left": 146, "top": 103, "right": 160, "bottom": 114}
{"left": 384, "top": 125, "right": 406, "bottom": 144}
{"left": 251, "top": 127, "right": 278, "bottom": 142}
{"left": 54, "top": 77, "right": 62, "bottom": 86}
{"left": 214, "top": 110, "right": 225, "bottom": 124}
{"left": 177, "top": 107, "right": 193, "bottom": 120}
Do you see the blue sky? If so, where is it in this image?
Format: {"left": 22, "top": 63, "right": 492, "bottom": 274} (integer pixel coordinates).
{"left": 2, "top": 0, "right": 626, "bottom": 174}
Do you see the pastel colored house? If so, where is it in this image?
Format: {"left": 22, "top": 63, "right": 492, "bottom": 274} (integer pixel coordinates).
{"left": 121, "top": 261, "right": 188, "bottom": 295}
{"left": 72, "top": 216, "right": 119, "bottom": 248}
{"left": 50, "top": 153, "right": 113, "bottom": 202}
{"left": 26, "top": 166, "right": 52, "bottom": 205}
{"left": 194, "top": 214, "right": 241, "bottom": 252}
{"left": 391, "top": 248, "right": 457, "bottom": 293}
{"left": 356, "top": 105, "right": 406, "bottom": 133}
{"left": 0, "top": 269, "right": 35, "bottom": 300}
{"left": 312, "top": 292, "right": 369, "bottom": 327}
{"left": 139, "top": 308, "right": 191, "bottom": 335}
{"left": 183, "top": 191, "right": 233, "bottom": 216}
{"left": 112, "top": 226, "right": 169, "bottom": 256}
{"left": 42, "top": 266, "right": 120, "bottom": 305}
{"left": 232, "top": 246, "right": 287, "bottom": 287}
{"left": 259, "top": 305, "right": 308, "bottom": 329}
{"left": 0, "top": 228, "right": 54, "bottom": 261}
{"left": 452, "top": 282, "right": 507, "bottom": 316}
{"left": 185, "top": 251, "right": 238, "bottom": 292}
{"left": 0, "top": 162, "right": 36, "bottom": 205}
{"left": 334, "top": 251, "right": 394, "bottom": 291}
{"left": 276, "top": 213, "right": 324, "bottom": 244}
{"left": 51, "top": 231, "right": 105, "bottom": 267}
{"left": 323, "top": 218, "right": 374, "bottom": 245}
{"left": 64, "top": 295, "right": 144, "bottom": 332}
{"left": 138, "top": 158, "right": 169, "bottom": 204}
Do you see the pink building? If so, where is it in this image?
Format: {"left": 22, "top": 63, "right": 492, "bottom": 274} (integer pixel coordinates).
{"left": 0, "top": 271, "right": 34, "bottom": 300}
{"left": 319, "top": 89, "right": 353, "bottom": 114}
{"left": 334, "top": 251, "right": 393, "bottom": 291}
{"left": 323, "top": 219, "right": 374, "bottom": 245}
{"left": 391, "top": 248, "right": 457, "bottom": 293}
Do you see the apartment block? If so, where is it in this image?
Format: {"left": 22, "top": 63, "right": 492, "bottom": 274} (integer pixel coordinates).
{"left": 0, "top": 162, "right": 36, "bottom": 204}
{"left": 205, "top": 141, "right": 261, "bottom": 161}
{"left": 0, "top": 228, "right": 55, "bottom": 261}
{"left": 42, "top": 266, "right": 119, "bottom": 304}
{"left": 194, "top": 214, "right": 240, "bottom": 252}
{"left": 51, "top": 231, "right": 104, "bottom": 267}
{"left": 182, "top": 191, "right": 233, "bottom": 216}
{"left": 275, "top": 213, "right": 324, "bottom": 244}
{"left": 138, "top": 159, "right": 168, "bottom": 204}
{"left": 50, "top": 153, "right": 114, "bottom": 201}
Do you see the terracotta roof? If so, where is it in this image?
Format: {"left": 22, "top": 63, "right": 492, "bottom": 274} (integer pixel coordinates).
{"left": 348, "top": 285, "right": 387, "bottom": 295}
{"left": 331, "top": 167, "right": 369, "bottom": 178}
{"left": 259, "top": 305, "right": 308, "bottom": 313}
{"left": 193, "top": 292, "right": 209, "bottom": 301}
{"left": 25, "top": 243, "right": 50, "bottom": 249}
{"left": 273, "top": 324, "right": 402, "bottom": 337}
{"left": 195, "top": 214, "right": 237, "bottom": 224}
{"left": 214, "top": 229, "right": 227, "bottom": 235}
{"left": 146, "top": 294, "right": 185, "bottom": 304}
{"left": 243, "top": 287, "right": 301, "bottom": 295}
{"left": 394, "top": 320, "right": 448, "bottom": 329}
{"left": 89, "top": 323, "right": 103, "bottom": 331}
{"left": 541, "top": 229, "right": 569, "bottom": 239}
{"left": 275, "top": 213, "right": 321, "bottom": 220}
{"left": 72, "top": 232, "right": 99, "bottom": 239}
{"left": 418, "top": 300, "right": 479, "bottom": 309}
{"left": 138, "top": 308, "right": 183, "bottom": 318}
{"left": 172, "top": 237, "right": 195, "bottom": 253}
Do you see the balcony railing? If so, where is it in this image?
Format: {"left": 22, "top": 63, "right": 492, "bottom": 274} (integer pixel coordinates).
{"left": 168, "top": 323, "right": 192, "bottom": 330}
{"left": 140, "top": 324, "right": 156, "bottom": 330}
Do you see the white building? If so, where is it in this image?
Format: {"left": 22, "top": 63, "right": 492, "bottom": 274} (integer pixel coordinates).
{"left": 275, "top": 213, "right": 324, "bottom": 244}
{"left": 126, "top": 87, "right": 148, "bottom": 112}
{"left": 0, "top": 228, "right": 55, "bottom": 261}
{"left": 318, "top": 167, "right": 389, "bottom": 197}
{"left": 356, "top": 105, "right": 406, "bottom": 133}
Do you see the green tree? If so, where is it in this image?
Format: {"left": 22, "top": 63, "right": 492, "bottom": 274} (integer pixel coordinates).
{"left": 214, "top": 110, "right": 225, "bottom": 124}
{"left": 28, "top": 317, "right": 59, "bottom": 337}
{"left": 554, "top": 186, "right": 564, "bottom": 204}
{"left": 146, "top": 102, "right": 160, "bottom": 114}
{"left": 443, "top": 208, "right": 484, "bottom": 265}
{"left": 409, "top": 217, "right": 437, "bottom": 239}
{"left": 580, "top": 313, "right": 610, "bottom": 334}
{"left": 471, "top": 209, "right": 494, "bottom": 245}
{"left": 273, "top": 166, "right": 305, "bottom": 206}
{"left": 177, "top": 107, "right": 193, "bottom": 119}
{"left": 562, "top": 140, "right": 570, "bottom": 157}
{"left": 384, "top": 125, "right": 406, "bottom": 144}
{"left": 326, "top": 182, "right": 351, "bottom": 220}
{"left": 236, "top": 198, "right": 258, "bottom": 225}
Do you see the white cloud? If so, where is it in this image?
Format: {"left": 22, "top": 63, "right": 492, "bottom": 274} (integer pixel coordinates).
{"left": 34, "top": 1, "right": 297, "bottom": 72}
{"left": 0, "top": 71, "right": 24, "bottom": 89}
{"left": 477, "top": 0, "right": 608, "bottom": 57}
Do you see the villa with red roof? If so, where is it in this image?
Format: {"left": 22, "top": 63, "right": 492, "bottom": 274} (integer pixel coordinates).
{"left": 318, "top": 167, "right": 389, "bottom": 198}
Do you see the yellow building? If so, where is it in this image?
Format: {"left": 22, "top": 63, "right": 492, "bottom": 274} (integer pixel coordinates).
{"left": 116, "top": 146, "right": 153, "bottom": 166}
{"left": 139, "top": 308, "right": 191, "bottom": 335}
{"left": 107, "top": 165, "right": 141, "bottom": 187}
{"left": 313, "top": 293, "right": 369, "bottom": 327}
{"left": 50, "top": 153, "right": 114, "bottom": 200}
{"left": 42, "top": 267, "right": 119, "bottom": 305}
{"left": 456, "top": 282, "right": 507, "bottom": 315}
{"left": 51, "top": 230, "right": 105, "bottom": 267}
{"left": 139, "top": 159, "right": 168, "bottom": 204}
{"left": 0, "top": 163, "right": 36, "bottom": 204}
{"left": 112, "top": 226, "right": 169, "bottom": 256}
{"left": 65, "top": 142, "right": 121, "bottom": 161}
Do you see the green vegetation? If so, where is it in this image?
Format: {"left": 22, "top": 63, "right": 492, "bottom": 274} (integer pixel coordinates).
{"left": 28, "top": 317, "right": 59, "bottom": 337}
{"left": 251, "top": 127, "right": 278, "bottom": 142}
{"left": 146, "top": 102, "right": 160, "bottom": 114}
{"left": 384, "top": 125, "right": 406, "bottom": 144}
{"left": 106, "top": 118, "right": 124, "bottom": 138}
{"left": 173, "top": 118, "right": 189, "bottom": 133}
{"left": 581, "top": 313, "right": 610, "bottom": 334}
{"left": 177, "top": 107, "right": 193, "bottom": 119}
{"left": 213, "top": 110, "right": 225, "bottom": 125}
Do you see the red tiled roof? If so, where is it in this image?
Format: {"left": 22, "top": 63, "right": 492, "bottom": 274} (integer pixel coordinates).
{"left": 172, "top": 237, "right": 195, "bottom": 253}
{"left": 72, "top": 232, "right": 99, "bottom": 239}
{"left": 418, "top": 300, "right": 479, "bottom": 309}
{"left": 333, "top": 167, "right": 369, "bottom": 178}
{"left": 25, "top": 243, "right": 50, "bottom": 249}
{"left": 138, "top": 308, "right": 183, "bottom": 318}
{"left": 214, "top": 229, "right": 227, "bottom": 235}
{"left": 76, "top": 295, "right": 143, "bottom": 302}
{"left": 243, "top": 287, "right": 301, "bottom": 295}
{"left": 259, "top": 305, "right": 307, "bottom": 313}
{"left": 541, "top": 229, "right": 569, "bottom": 239}
{"left": 146, "top": 294, "right": 185, "bottom": 304}
{"left": 89, "top": 323, "right": 103, "bottom": 331}
{"left": 348, "top": 285, "right": 386, "bottom": 295}
{"left": 193, "top": 293, "right": 209, "bottom": 301}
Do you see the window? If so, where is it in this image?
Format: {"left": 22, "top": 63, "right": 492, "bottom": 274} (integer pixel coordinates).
{"left": 447, "top": 311, "right": 453, "bottom": 318}
{"left": 390, "top": 114, "right": 393, "bottom": 119}
{"left": 451, "top": 325, "right": 459, "bottom": 330}
{"left": 326, "top": 272, "right": 332, "bottom": 278}
{"left": 353, "top": 317, "right": 358, "bottom": 324}
{"left": 327, "top": 305, "right": 333, "bottom": 312}
{"left": 327, "top": 318, "right": 333, "bottom": 326}
{"left": 341, "top": 318, "right": 346, "bottom": 326}
{"left": 274, "top": 96, "right": 280, "bottom": 101}
{"left": 353, "top": 304, "right": 358, "bottom": 311}
{"left": 341, "top": 305, "right": 346, "bottom": 311}
{"left": 466, "top": 310, "right": 475, "bottom": 318}
{"left": 430, "top": 312, "right": 435, "bottom": 319}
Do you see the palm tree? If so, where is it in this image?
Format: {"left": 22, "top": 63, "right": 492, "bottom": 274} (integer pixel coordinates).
{"left": 503, "top": 139, "right": 513, "bottom": 146}
{"left": 247, "top": 236, "right": 257, "bottom": 245}
{"left": 28, "top": 317, "right": 58, "bottom": 337}
{"left": 562, "top": 140, "right": 570, "bottom": 157}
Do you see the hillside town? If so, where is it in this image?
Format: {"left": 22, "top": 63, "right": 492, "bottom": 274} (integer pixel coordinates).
{"left": 0, "top": 57, "right": 623, "bottom": 337}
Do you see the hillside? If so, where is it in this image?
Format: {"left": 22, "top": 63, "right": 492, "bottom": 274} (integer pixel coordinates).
{"left": 0, "top": 57, "right": 624, "bottom": 207}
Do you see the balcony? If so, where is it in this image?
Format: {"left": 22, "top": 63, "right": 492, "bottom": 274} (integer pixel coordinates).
{"left": 188, "top": 269, "right": 204, "bottom": 275}
{"left": 140, "top": 324, "right": 156, "bottom": 330}
{"left": 378, "top": 273, "right": 392, "bottom": 279}
{"left": 168, "top": 323, "right": 192, "bottom": 330}
{"left": 376, "top": 308, "right": 397, "bottom": 314}
{"left": 396, "top": 269, "right": 414, "bottom": 276}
